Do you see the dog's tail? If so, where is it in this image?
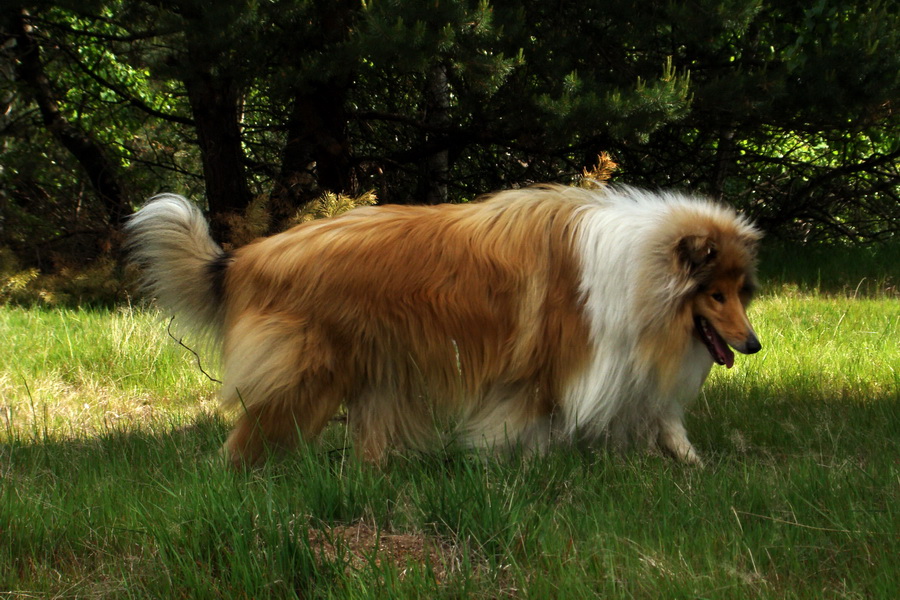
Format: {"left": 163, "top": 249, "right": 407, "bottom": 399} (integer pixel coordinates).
{"left": 125, "top": 194, "right": 229, "bottom": 340}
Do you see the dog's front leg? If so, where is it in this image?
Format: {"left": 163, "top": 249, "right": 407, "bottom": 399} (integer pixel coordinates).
{"left": 656, "top": 412, "right": 703, "bottom": 466}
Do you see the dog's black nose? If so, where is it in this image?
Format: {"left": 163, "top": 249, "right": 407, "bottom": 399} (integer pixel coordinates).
{"left": 743, "top": 333, "right": 762, "bottom": 354}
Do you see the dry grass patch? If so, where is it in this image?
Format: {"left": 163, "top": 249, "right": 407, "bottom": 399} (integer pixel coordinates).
{"left": 308, "top": 520, "right": 470, "bottom": 583}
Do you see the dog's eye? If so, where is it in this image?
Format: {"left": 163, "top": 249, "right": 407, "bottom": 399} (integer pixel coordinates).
{"left": 711, "top": 292, "right": 726, "bottom": 303}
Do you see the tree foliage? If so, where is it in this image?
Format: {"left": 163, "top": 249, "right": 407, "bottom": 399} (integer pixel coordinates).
{"left": 0, "top": 0, "right": 898, "bottom": 271}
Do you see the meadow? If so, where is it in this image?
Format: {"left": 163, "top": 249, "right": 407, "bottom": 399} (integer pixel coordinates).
{"left": 1, "top": 244, "right": 898, "bottom": 599}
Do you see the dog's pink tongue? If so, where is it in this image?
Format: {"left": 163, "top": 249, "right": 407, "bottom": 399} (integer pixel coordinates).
{"left": 712, "top": 333, "right": 735, "bottom": 369}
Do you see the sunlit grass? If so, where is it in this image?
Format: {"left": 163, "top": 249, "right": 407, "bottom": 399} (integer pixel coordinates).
{"left": 0, "top": 306, "right": 219, "bottom": 439}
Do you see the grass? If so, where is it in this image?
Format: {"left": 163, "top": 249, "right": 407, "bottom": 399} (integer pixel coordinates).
{"left": 1, "top": 260, "right": 898, "bottom": 598}
{"left": 758, "top": 241, "right": 900, "bottom": 297}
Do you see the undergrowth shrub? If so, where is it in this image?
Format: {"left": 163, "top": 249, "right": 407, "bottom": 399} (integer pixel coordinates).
{"left": 0, "top": 191, "right": 378, "bottom": 307}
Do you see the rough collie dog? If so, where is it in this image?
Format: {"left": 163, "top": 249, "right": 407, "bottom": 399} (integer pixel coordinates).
{"left": 126, "top": 184, "right": 761, "bottom": 467}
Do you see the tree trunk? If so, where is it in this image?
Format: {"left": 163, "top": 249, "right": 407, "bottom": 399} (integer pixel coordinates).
{"left": 271, "top": 2, "right": 356, "bottom": 227}
{"left": 184, "top": 73, "right": 253, "bottom": 241}
{"left": 421, "top": 63, "right": 450, "bottom": 205}
{"left": 711, "top": 126, "right": 735, "bottom": 200}
{"left": 8, "top": 8, "right": 128, "bottom": 228}
{"left": 270, "top": 85, "right": 354, "bottom": 227}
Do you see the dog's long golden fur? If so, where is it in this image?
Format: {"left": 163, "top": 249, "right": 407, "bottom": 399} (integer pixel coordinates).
{"left": 127, "top": 185, "right": 761, "bottom": 466}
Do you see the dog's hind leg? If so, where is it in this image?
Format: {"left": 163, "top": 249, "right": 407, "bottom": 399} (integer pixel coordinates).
{"left": 219, "top": 316, "right": 345, "bottom": 467}
{"left": 223, "top": 378, "right": 343, "bottom": 468}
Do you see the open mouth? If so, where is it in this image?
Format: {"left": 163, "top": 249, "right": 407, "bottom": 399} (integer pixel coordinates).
{"left": 694, "top": 316, "right": 735, "bottom": 368}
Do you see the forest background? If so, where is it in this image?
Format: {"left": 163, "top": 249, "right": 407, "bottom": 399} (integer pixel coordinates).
{"left": 1, "top": 0, "right": 899, "bottom": 302}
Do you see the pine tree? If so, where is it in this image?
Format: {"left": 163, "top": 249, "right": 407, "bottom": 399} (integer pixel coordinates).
{"left": 2, "top": 0, "right": 898, "bottom": 256}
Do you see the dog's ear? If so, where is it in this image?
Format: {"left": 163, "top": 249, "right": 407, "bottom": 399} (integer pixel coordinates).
{"left": 675, "top": 235, "right": 717, "bottom": 275}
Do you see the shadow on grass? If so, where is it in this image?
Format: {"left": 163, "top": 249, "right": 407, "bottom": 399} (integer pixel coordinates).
{"left": 1, "top": 412, "right": 226, "bottom": 472}
{"left": 3, "top": 386, "right": 898, "bottom": 598}
{"left": 691, "top": 376, "right": 900, "bottom": 468}
{"left": 0, "top": 413, "right": 483, "bottom": 598}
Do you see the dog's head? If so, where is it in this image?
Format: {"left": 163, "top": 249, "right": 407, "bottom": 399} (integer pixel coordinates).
{"left": 676, "top": 231, "right": 761, "bottom": 368}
